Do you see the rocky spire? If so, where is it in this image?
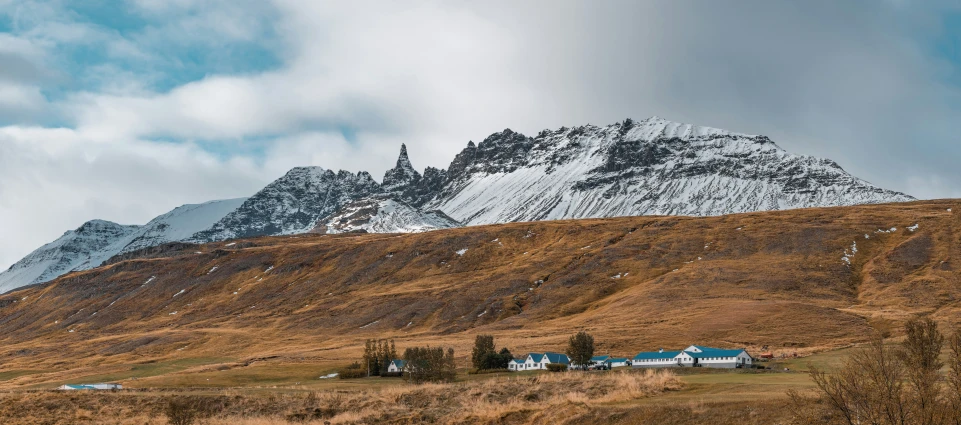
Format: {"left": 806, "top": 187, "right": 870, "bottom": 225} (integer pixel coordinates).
{"left": 382, "top": 144, "right": 422, "bottom": 192}
{"left": 396, "top": 143, "right": 413, "bottom": 170}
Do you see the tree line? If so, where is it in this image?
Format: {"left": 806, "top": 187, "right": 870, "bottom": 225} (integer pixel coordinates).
{"left": 341, "top": 331, "right": 597, "bottom": 384}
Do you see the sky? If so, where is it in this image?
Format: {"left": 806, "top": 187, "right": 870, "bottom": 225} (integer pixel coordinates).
{"left": 1, "top": 0, "right": 960, "bottom": 271}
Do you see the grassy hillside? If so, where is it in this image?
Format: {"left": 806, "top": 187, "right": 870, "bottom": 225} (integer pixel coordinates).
{"left": 0, "top": 200, "right": 958, "bottom": 388}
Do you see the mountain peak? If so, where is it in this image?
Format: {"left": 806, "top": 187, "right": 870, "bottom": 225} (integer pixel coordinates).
{"left": 383, "top": 143, "right": 422, "bottom": 191}
{"left": 396, "top": 143, "right": 413, "bottom": 170}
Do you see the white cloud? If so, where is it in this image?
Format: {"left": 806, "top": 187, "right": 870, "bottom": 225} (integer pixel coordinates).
{"left": 0, "top": 83, "right": 45, "bottom": 115}
{"left": 2, "top": 0, "right": 961, "bottom": 271}
{"left": 0, "top": 126, "right": 267, "bottom": 269}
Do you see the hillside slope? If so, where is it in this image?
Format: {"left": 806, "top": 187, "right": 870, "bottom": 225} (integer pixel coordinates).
{"left": 0, "top": 200, "right": 956, "bottom": 388}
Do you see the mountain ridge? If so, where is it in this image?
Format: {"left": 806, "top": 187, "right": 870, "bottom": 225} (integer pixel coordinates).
{"left": 0, "top": 116, "right": 914, "bottom": 293}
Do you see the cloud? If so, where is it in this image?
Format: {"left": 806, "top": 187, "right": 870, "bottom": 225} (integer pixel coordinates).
{"left": 2, "top": 0, "right": 961, "bottom": 270}
{"left": 0, "top": 126, "right": 270, "bottom": 270}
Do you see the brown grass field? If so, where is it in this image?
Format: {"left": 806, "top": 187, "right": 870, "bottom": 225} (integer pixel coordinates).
{"left": 0, "top": 200, "right": 959, "bottom": 423}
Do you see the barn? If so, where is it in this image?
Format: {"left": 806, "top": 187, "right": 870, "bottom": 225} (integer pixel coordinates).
{"left": 632, "top": 345, "right": 753, "bottom": 369}
{"left": 57, "top": 383, "right": 122, "bottom": 390}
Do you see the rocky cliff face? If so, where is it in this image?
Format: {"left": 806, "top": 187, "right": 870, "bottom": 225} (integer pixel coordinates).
{"left": 381, "top": 144, "right": 448, "bottom": 207}
{"left": 190, "top": 168, "right": 380, "bottom": 242}
{"left": 312, "top": 195, "right": 461, "bottom": 234}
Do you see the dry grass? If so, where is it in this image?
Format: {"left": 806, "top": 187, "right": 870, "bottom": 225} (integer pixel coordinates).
{"left": 0, "top": 370, "right": 681, "bottom": 424}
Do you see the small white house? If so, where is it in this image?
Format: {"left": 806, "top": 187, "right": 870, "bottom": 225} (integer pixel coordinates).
{"left": 632, "top": 345, "right": 753, "bottom": 369}
{"left": 511, "top": 352, "right": 570, "bottom": 371}
{"left": 57, "top": 383, "right": 122, "bottom": 390}
{"left": 387, "top": 359, "right": 407, "bottom": 373}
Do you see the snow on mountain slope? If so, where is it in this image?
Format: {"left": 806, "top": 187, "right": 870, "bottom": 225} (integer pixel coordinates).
{"left": 312, "top": 196, "right": 461, "bottom": 234}
{"left": 120, "top": 198, "right": 248, "bottom": 254}
{"left": 189, "top": 167, "right": 380, "bottom": 242}
{"left": 426, "top": 117, "right": 914, "bottom": 224}
{"left": 0, "top": 198, "right": 248, "bottom": 294}
{"left": 0, "top": 220, "right": 140, "bottom": 294}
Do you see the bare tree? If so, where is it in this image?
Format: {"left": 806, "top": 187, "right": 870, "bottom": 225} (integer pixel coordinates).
{"left": 797, "top": 318, "right": 956, "bottom": 425}
{"left": 901, "top": 318, "right": 944, "bottom": 425}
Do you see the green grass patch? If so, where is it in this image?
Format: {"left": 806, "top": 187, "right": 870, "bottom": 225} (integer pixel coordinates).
{"left": 54, "top": 357, "right": 232, "bottom": 387}
{"left": 0, "top": 370, "right": 46, "bottom": 382}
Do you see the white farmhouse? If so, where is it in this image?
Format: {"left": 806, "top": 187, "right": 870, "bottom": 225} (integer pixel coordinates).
{"left": 387, "top": 359, "right": 407, "bottom": 373}
{"left": 632, "top": 345, "right": 753, "bottom": 369}
{"left": 510, "top": 352, "right": 570, "bottom": 371}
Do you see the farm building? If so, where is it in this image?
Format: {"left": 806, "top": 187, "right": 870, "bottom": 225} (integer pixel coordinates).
{"left": 510, "top": 352, "right": 570, "bottom": 371}
{"left": 57, "top": 383, "right": 122, "bottom": 390}
{"left": 632, "top": 345, "right": 752, "bottom": 369}
{"left": 590, "top": 355, "right": 630, "bottom": 368}
{"left": 387, "top": 359, "right": 407, "bottom": 373}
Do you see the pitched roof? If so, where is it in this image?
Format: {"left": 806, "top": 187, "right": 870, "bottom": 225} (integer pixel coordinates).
{"left": 528, "top": 353, "right": 545, "bottom": 362}
{"left": 633, "top": 350, "right": 681, "bottom": 360}
{"left": 685, "top": 348, "right": 747, "bottom": 359}
{"left": 543, "top": 352, "right": 570, "bottom": 364}
{"left": 390, "top": 359, "right": 407, "bottom": 368}
{"left": 591, "top": 355, "right": 611, "bottom": 362}
{"left": 509, "top": 359, "right": 525, "bottom": 364}
{"left": 609, "top": 358, "right": 628, "bottom": 363}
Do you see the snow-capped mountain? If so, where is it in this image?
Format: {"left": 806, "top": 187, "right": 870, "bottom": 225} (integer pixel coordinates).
{"left": 311, "top": 195, "right": 461, "bottom": 234}
{"left": 3, "top": 116, "right": 914, "bottom": 294}
{"left": 0, "top": 220, "right": 140, "bottom": 294}
{"left": 189, "top": 168, "right": 380, "bottom": 242}
{"left": 0, "top": 198, "right": 246, "bottom": 293}
{"left": 425, "top": 117, "right": 913, "bottom": 224}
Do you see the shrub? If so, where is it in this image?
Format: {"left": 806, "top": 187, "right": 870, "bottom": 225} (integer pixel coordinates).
{"left": 338, "top": 368, "right": 367, "bottom": 379}
{"left": 468, "top": 368, "right": 509, "bottom": 375}
{"left": 164, "top": 397, "right": 207, "bottom": 425}
{"left": 546, "top": 363, "right": 568, "bottom": 372}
